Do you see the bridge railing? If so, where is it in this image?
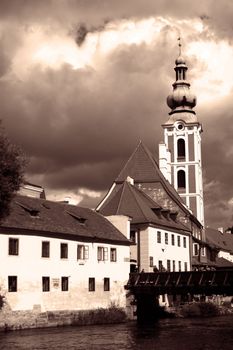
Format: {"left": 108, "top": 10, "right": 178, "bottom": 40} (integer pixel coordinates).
{"left": 126, "top": 270, "right": 233, "bottom": 296}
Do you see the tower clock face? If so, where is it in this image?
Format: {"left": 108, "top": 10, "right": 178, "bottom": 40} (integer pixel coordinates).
{"left": 176, "top": 122, "right": 184, "bottom": 131}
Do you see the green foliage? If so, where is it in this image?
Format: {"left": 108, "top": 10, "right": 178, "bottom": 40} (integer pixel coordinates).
{"left": 0, "top": 126, "right": 25, "bottom": 220}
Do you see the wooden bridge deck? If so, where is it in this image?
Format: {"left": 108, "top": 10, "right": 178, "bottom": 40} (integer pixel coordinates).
{"left": 125, "top": 270, "right": 233, "bottom": 296}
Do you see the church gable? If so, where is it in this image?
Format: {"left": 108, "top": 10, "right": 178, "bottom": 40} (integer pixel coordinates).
{"left": 115, "top": 141, "right": 161, "bottom": 183}
{"left": 112, "top": 141, "right": 199, "bottom": 229}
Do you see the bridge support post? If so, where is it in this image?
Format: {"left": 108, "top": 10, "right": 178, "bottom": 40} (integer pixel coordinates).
{"left": 136, "top": 294, "right": 160, "bottom": 323}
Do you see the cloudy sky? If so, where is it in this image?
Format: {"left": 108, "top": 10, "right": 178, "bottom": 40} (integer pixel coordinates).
{"left": 1, "top": 0, "right": 233, "bottom": 229}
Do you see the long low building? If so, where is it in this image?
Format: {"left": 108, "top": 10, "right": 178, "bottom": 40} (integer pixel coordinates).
{"left": 0, "top": 195, "right": 130, "bottom": 312}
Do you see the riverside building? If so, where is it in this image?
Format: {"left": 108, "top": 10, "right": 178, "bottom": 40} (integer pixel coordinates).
{"left": 0, "top": 195, "right": 130, "bottom": 312}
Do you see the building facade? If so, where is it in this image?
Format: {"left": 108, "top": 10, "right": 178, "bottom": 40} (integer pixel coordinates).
{"left": 0, "top": 195, "right": 130, "bottom": 312}
{"left": 97, "top": 176, "right": 191, "bottom": 273}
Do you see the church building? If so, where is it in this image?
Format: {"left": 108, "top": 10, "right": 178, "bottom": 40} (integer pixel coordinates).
{"left": 97, "top": 45, "right": 208, "bottom": 271}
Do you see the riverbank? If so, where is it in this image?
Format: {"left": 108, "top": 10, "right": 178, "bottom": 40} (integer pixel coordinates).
{"left": 0, "top": 306, "right": 127, "bottom": 332}
{"left": 167, "top": 302, "right": 233, "bottom": 318}
{"left": 1, "top": 301, "right": 233, "bottom": 332}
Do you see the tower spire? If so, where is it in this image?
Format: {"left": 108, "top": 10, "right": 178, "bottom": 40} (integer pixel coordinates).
{"left": 161, "top": 46, "right": 204, "bottom": 226}
{"left": 166, "top": 43, "right": 197, "bottom": 117}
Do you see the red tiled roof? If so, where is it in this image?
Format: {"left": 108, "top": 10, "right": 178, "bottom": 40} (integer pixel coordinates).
{"left": 0, "top": 195, "right": 130, "bottom": 245}
{"left": 99, "top": 181, "right": 190, "bottom": 233}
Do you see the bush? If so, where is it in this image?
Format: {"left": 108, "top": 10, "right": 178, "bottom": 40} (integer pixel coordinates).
{"left": 180, "top": 302, "right": 220, "bottom": 318}
{"left": 0, "top": 294, "right": 5, "bottom": 310}
{"left": 72, "top": 307, "right": 127, "bottom": 326}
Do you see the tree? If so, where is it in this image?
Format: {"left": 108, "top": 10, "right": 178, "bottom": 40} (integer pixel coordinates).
{"left": 0, "top": 126, "right": 25, "bottom": 220}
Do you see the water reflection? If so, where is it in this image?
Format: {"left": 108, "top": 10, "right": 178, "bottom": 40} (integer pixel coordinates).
{"left": 0, "top": 316, "right": 233, "bottom": 350}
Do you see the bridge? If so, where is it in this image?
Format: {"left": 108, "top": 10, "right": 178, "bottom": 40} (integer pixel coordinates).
{"left": 125, "top": 270, "right": 233, "bottom": 322}
{"left": 126, "top": 270, "right": 233, "bottom": 296}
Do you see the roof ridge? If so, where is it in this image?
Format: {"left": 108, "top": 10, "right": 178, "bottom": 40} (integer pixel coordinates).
{"left": 127, "top": 183, "right": 153, "bottom": 222}
{"left": 116, "top": 182, "right": 128, "bottom": 214}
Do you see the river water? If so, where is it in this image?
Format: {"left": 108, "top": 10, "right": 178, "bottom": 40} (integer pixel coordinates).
{"left": 0, "top": 315, "right": 232, "bottom": 350}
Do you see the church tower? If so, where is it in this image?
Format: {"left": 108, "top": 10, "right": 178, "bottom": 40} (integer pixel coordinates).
{"left": 159, "top": 42, "right": 204, "bottom": 226}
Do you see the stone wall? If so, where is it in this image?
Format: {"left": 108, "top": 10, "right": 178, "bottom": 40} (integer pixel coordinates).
{"left": 0, "top": 306, "right": 127, "bottom": 332}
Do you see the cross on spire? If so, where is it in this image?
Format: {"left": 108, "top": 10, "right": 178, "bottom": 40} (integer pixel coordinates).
{"left": 178, "top": 37, "right": 182, "bottom": 56}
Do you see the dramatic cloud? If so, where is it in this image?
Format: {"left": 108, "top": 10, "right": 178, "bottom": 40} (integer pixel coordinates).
{"left": 0, "top": 1, "right": 233, "bottom": 229}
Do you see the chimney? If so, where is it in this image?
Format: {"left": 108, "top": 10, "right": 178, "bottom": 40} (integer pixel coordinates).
{"left": 126, "top": 176, "right": 134, "bottom": 185}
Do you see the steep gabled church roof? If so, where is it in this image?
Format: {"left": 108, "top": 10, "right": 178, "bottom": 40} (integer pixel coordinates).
{"left": 99, "top": 181, "right": 190, "bottom": 233}
{"left": 115, "top": 141, "right": 191, "bottom": 216}
{"left": 116, "top": 141, "right": 161, "bottom": 183}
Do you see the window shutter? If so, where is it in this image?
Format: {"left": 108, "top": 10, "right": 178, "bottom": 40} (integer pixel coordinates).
{"left": 104, "top": 247, "right": 108, "bottom": 261}
{"left": 84, "top": 246, "right": 89, "bottom": 259}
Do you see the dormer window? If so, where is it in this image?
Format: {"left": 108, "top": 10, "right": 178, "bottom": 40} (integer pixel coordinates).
{"left": 152, "top": 207, "right": 162, "bottom": 218}
{"left": 16, "top": 202, "right": 40, "bottom": 218}
{"left": 67, "top": 211, "right": 87, "bottom": 225}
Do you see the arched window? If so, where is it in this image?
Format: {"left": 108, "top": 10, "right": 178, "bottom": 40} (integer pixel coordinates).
{"left": 177, "top": 170, "right": 186, "bottom": 189}
{"left": 177, "top": 139, "right": 185, "bottom": 158}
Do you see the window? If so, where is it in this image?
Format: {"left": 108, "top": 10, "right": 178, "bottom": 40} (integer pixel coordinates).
{"left": 8, "top": 238, "right": 19, "bottom": 255}
{"left": 165, "top": 232, "right": 168, "bottom": 245}
{"left": 171, "top": 234, "right": 175, "bottom": 246}
{"left": 149, "top": 256, "right": 153, "bottom": 267}
{"left": 158, "top": 260, "right": 163, "bottom": 272}
{"left": 89, "top": 278, "right": 95, "bottom": 292}
{"left": 183, "top": 237, "right": 186, "bottom": 248}
{"left": 157, "top": 231, "right": 161, "bottom": 243}
{"left": 173, "top": 260, "right": 176, "bottom": 272}
{"left": 110, "top": 248, "right": 117, "bottom": 262}
{"left": 184, "top": 262, "right": 188, "bottom": 271}
{"left": 104, "top": 278, "right": 110, "bottom": 291}
{"left": 177, "top": 236, "right": 180, "bottom": 247}
{"left": 42, "top": 277, "right": 50, "bottom": 292}
{"left": 8, "top": 276, "right": 17, "bottom": 292}
{"left": 167, "top": 259, "right": 171, "bottom": 272}
{"left": 177, "top": 170, "right": 186, "bottom": 189}
{"left": 177, "top": 139, "right": 185, "bottom": 158}
{"left": 193, "top": 243, "right": 199, "bottom": 256}
{"left": 178, "top": 261, "right": 181, "bottom": 272}
{"left": 130, "top": 230, "right": 136, "bottom": 244}
{"left": 77, "top": 245, "right": 89, "bottom": 260}
{"left": 201, "top": 247, "right": 206, "bottom": 256}
{"left": 61, "top": 277, "right": 69, "bottom": 291}
{"left": 42, "top": 241, "right": 50, "bottom": 258}
{"left": 97, "top": 247, "right": 108, "bottom": 261}
{"left": 60, "top": 243, "right": 68, "bottom": 259}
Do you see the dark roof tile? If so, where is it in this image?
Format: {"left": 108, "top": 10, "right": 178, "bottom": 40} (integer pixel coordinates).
{"left": 0, "top": 195, "right": 129, "bottom": 245}
{"left": 99, "top": 181, "right": 190, "bottom": 233}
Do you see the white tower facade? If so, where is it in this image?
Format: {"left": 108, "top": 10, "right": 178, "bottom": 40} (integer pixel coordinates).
{"left": 159, "top": 50, "right": 204, "bottom": 226}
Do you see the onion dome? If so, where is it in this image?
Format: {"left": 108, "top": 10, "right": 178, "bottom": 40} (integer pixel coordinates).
{"left": 167, "top": 53, "right": 197, "bottom": 115}
{"left": 175, "top": 55, "right": 186, "bottom": 65}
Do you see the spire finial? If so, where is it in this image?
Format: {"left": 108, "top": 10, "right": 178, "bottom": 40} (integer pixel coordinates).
{"left": 178, "top": 37, "right": 182, "bottom": 56}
